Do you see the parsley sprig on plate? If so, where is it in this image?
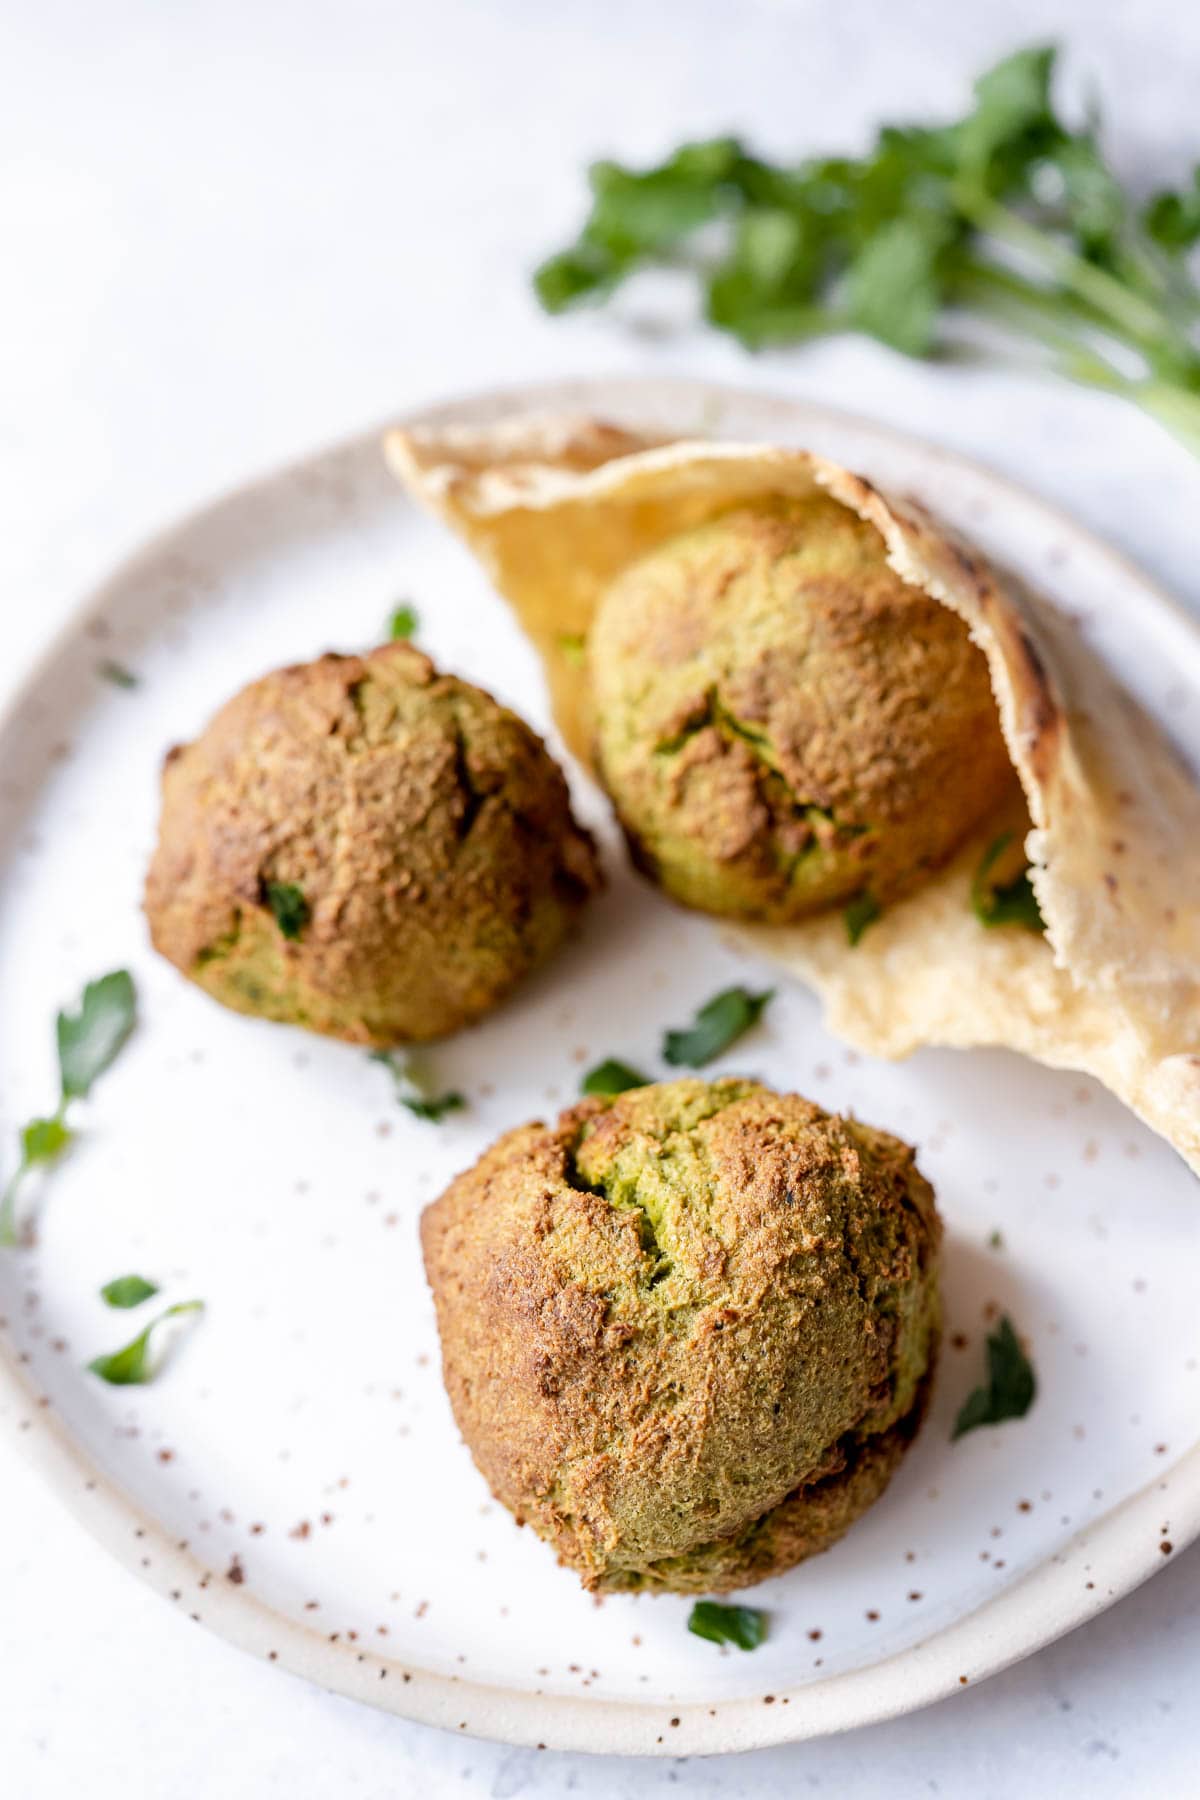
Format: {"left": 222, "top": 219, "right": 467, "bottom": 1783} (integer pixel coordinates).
{"left": 89, "top": 1299, "right": 205, "bottom": 1387}
{"left": 687, "top": 1601, "right": 768, "bottom": 1650}
{"left": 581, "top": 1058, "right": 653, "bottom": 1096}
{"left": 663, "top": 987, "right": 774, "bottom": 1067}
{"left": 953, "top": 1314, "right": 1037, "bottom": 1440}
{"left": 0, "top": 971, "right": 137, "bottom": 1247}
{"left": 388, "top": 602, "right": 419, "bottom": 642}
{"left": 371, "top": 1049, "right": 466, "bottom": 1122}
{"left": 581, "top": 986, "right": 774, "bottom": 1095}
{"left": 100, "top": 1274, "right": 160, "bottom": 1310}
{"left": 536, "top": 44, "right": 1200, "bottom": 458}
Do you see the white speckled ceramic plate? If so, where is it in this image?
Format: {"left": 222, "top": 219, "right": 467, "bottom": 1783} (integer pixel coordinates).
{"left": 1, "top": 378, "right": 1198, "bottom": 1757}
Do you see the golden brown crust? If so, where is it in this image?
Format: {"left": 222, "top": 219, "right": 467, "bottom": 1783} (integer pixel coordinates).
{"left": 144, "top": 641, "right": 602, "bottom": 1044}
{"left": 422, "top": 1078, "right": 941, "bottom": 1593}
{"left": 603, "top": 1367, "right": 934, "bottom": 1595}
{"left": 588, "top": 495, "right": 1016, "bottom": 920}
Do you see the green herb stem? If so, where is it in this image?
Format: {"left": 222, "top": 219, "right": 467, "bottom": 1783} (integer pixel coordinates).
{"left": 948, "top": 258, "right": 1121, "bottom": 368}
{"left": 953, "top": 185, "right": 1184, "bottom": 358}
{"left": 1125, "top": 380, "right": 1200, "bottom": 460}
{"left": 0, "top": 1172, "right": 21, "bottom": 1248}
{"left": 0, "top": 1101, "right": 71, "bottom": 1248}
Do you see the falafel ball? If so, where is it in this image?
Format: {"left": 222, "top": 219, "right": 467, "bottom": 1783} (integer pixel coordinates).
{"left": 144, "top": 642, "right": 601, "bottom": 1044}
{"left": 422, "top": 1077, "right": 941, "bottom": 1594}
{"left": 588, "top": 494, "right": 1015, "bottom": 923}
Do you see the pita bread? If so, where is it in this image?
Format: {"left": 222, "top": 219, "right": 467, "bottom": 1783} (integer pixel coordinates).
{"left": 385, "top": 417, "right": 1200, "bottom": 1176}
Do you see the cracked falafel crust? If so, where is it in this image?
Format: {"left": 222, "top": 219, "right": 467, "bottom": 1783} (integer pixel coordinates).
{"left": 144, "top": 642, "right": 602, "bottom": 1044}
{"left": 422, "top": 1076, "right": 941, "bottom": 1594}
{"left": 588, "top": 494, "right": 1016, "bottom": 922}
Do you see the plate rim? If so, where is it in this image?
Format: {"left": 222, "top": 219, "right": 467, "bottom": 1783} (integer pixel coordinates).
{"left": 1, "top": 373, "right": 1197, "bottom": 1758}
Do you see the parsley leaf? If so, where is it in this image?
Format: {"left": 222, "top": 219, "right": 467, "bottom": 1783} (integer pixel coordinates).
{"left": 971, "top": 833, "right": 1045, "bottom": 932}
{"left": 87, "top": 1300, "right": 204, "bottom": 1386}
{"left": 844, "top": 892, "right": 881, "bottom": 946}
{"left": 371, "top": 1050, "right": 466, "bottom": 1122}
{"left": 57, "top": 970, "right": 137, "bottom": 1104}
{"left": 388, "top": 603, "right": 419, "bottom": 641}
{"left": 952, "top": 1314, "right": 1037, "bottom": 1440}
{"left": 265, "top": 882, "right": 310, "bottom": 940}
{"left": 662, "top": 986, "right": 773, "bottom": 1067}
{"left": 403, "top": 1091, "right": 466, "bottom": 1123}
{"left": 958, "top": 42, "right": 1057, "bottom": 175}
{"left": 588, "top": 137, "right": 746, "bottom": 251}
{"left": 534, "top": 243, "right": 620, "bottom": 312}
{"left": 535, "top": 137, "right": 751, "bottom": 310}
{"left": 1144, "top": 166, "right": 1200, "bottom": 250}
{"left": 21, "top": 1115, "right": 74, "bottom": 1166}
{"left": 846, "top": 216, "right": 950, "bottom": 355}
{"left": 688, "top": 1601, "right": 768, "bottom": 1650}
{"left": 706, "top": 208, "right": 826, "bottom": 345}
{"left": 558, "top": 632, "right": 587, "bottom": 667}
{"left": 100, "top": 1274, "right": 160, "bottom": 1309}
{"left": 581, "top": 1058, "right": 652, "bottom": 1097}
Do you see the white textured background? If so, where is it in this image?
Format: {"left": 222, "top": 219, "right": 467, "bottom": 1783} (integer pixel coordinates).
{"left": 2, "top": 1, "right": 1198, "bottom": 1793}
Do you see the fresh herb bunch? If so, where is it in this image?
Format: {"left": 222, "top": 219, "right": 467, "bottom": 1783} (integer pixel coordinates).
{"left": 535, "top": 45, "right": 1200, "bottom": 456}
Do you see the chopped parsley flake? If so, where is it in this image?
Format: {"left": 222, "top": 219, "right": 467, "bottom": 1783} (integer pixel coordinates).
{"left": 952, "top": 1314, "right": 1036, "bottom": 1440}
{"left": 662, "top": 986, "right": 773, "bottom": 1068}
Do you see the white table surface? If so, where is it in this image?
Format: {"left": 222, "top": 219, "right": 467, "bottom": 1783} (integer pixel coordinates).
{"left": 2, "top": 1, "right": 1198, "bottom": 1792}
